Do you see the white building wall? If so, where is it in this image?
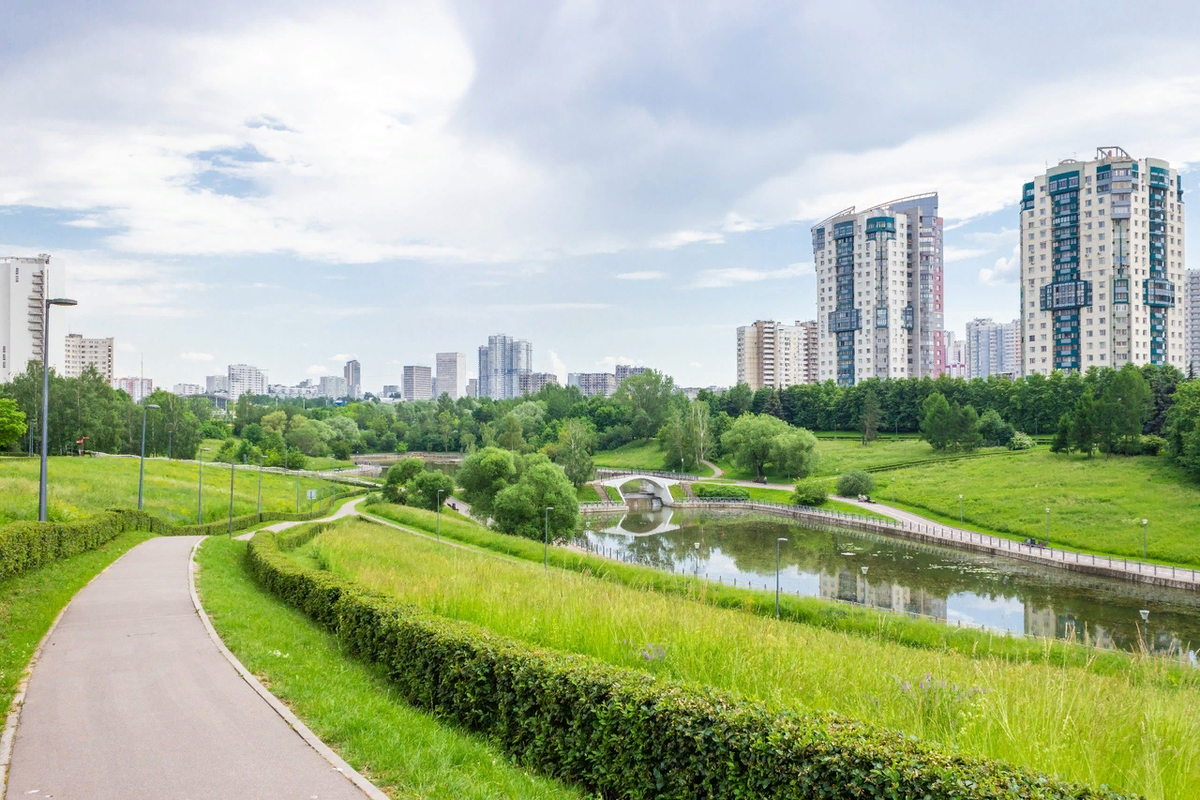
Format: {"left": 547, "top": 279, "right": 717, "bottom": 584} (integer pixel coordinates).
{"left": 1, "top": 255, "right": 66, "bottom": 382}
{"left": 435, "top": 352, "right": 467, "bottom": 400}
{"left": 1186, "top": 269, "right": 1200, "bottom": 377}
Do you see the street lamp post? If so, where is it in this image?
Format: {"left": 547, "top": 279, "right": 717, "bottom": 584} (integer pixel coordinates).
{"left": 544, "top": 506, "right": 554, "bottom": 571}
{"left": 1142, "top": 519, "right": 1148, "bottom": 559}
{"left": 198, "top": 446, "right": 204, "bottom": 524}
{"left": 1139, "top": 608, "right": 1150, "bottom": 654}
{"left": 775, "top": 538, "right": 788, "bottom": 618}
{"left": 436, "top": 489, "right": 444, "bottom": 540}
{"left": 37, "top": 296, "right": 77, "bottom": 522}
{"left": 693, "top": 541, "right": 700, "bottom": 579}
{"left": 137, "top": 403, "right": 160, "bottom": 510}
{"left": 1045, "top": 508, "right": 1050, "bottom": 539}
{"left": 228, "top": 455, "right": 237, "bottom": 538}
{"left": 257, "top": 455, "right": 263, "bottom": 515}
{"left": 959, "top": 494, "right": 963, "bottom": 524}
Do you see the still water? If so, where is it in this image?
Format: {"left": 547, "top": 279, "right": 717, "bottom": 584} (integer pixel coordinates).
{"left": 579, "top": 508, "right": 1200, "bottom": 657}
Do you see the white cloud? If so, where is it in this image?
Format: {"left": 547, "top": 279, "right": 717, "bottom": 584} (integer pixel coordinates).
{"left": 650, "top": 230, "right": 724, "bottom": 249}
{"left": 328, "top": 353, "right": 355, "bottom": 361}
{"left": 306, "top": 364, "right": 328, "bottom": 375}
{"left": 599, "top": 356, "right": 642, "bottom": 369}
{"left": 979, "top": 245, "right": 1020, "bottom": 286}
{"left": 118, "top": 342, "right": 136, "bottom": 353}
{"left": 615, "top": 271, "right": 666, "bottom": 281}
{"left": 689, "top": 262, "right": 813, "bottom": 289}
{"left": 689, "top": 361, "right": 703, "bottom": 368}
{"left": 179, "top": 352, "right": 214, "bottom": 362}
{"left": 547, "top": 349, "right": 567, "bottom": 382}
{"left": 944, "top": 246, "right": 990, "bottom": 263}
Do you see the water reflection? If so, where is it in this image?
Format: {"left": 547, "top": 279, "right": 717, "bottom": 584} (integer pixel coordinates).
{"left": 579, "top": 508, "right": 1200, "bottom": 658}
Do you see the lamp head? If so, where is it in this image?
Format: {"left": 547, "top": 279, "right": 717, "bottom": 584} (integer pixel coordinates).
{"left": 1142, "top": 519, "right": 1148, "bottom": 525}
{"left": 1140, "top": 609, "right": 1150, "bottom": 622}
{"left": 47, "top": 297, "right": 78, "bottom": 307}
{"left": 146, "top": 404, "right": 160, "bottom": 410}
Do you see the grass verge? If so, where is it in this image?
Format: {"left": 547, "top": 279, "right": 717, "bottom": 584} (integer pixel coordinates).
{"left": 195, "top": 535, "right": 584, "bottom": 800}
{"left": 593, "top": 441, "right": 714, "bottom": 476}
{"left": 690, "top": 483, "right": 894, "bottom": 521}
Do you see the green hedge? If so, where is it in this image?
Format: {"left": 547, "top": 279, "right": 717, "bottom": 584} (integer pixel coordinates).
{"left": 247, "top": 523, "right": 1135, "bottom": 800}
{"left": 693, "top": 484, "right": 751, "bottom": 500}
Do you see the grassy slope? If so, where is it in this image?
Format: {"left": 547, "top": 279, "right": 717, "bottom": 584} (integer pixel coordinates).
{"left": 195, "top": 536, "right": 583, "bottom": 800}
{"left": 0, "top": 529, "right": 154, "bottom": 712}
{"left": 690, "top": 482, "right": 896, "bottom": 522}
{"left": 199, "top": 438, "right": 355, "bottom": 472}
{"left": 575, "top": 484, "right": 601, "bottom": 502}
{"left": 315, "top": 521, "right": 1198, "bottom": 799}
{"left": 0, "top": 456, "right": 339, "bottom": 524}
{"left": 593, "top": 441, "right": 714, "bottom": 476}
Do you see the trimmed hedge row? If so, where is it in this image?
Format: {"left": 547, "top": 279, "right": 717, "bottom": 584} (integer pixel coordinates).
{"left": 0, "top": 490, "right": 365, "bottom": 583}
{"left": 248, "top": 522, "right": 1136, "bottom": 800}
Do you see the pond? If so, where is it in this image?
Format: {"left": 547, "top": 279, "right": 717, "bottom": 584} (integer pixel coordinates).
{"left": 579, "top": 508, "right": 1200, "bottom": 658}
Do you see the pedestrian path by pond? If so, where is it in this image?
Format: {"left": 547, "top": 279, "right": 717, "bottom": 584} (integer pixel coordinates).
{"left": 579, "top": 508, "right": 1200, "bottom": 659}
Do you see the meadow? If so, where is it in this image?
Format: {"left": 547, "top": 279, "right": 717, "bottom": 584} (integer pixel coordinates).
{"left": 592, "top": 440, "right": 715, "bottom": 475}
{"left": 312, "top": 518, "right": 1200, "bottom": 799}
{"left": 0, "top": 456, "right": 343, "bottom": 524}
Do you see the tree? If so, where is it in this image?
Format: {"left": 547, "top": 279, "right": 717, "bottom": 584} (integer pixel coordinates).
{"left": 720, "top": 413, "right": 790, "bottom": 480}
{"left": 492, "top": 462, "right": 579, "bottom": 540}
{"left": 721, "top": 383, "right": 753, "bottom": 417}
{"left": 977, "top": 408, "right": 1014, "bottom": 448}
{"left": 1069, "top": 389, "right": 1100, "bottom": 457}
{"left": 770, "top": 428, "right": 820, "bottom": 479}
{"left": 408, "top": 469, "right": 455, "bottom": 511}
{"left": 836, "top": 470, "right": 875, "bottom": 497}
{"left": 497, "top": 414, "right": 526, "bottom": 452}
{"left": 1100, "top": 364, "right": 1152, "bottom": 454}
{"left": 0, "top": 398, "right": 27, "bottom": 449}
{"left": 615, "top": 370, "right": 676, "bottom": 440}
{"left": 555, "top": 418, "right": 595, "bottom": 488}
{"left": 389, "top": 457, "right": 426, "bottom": 486}
{"left": 857, "top": 389, "right": 881, "bottom": 445}
{"left": 1050, "top": 413, "right": 1072, "bottom": 453}
{"left": 919, "top": 392, "right": 953, "bottom": 451}
{"left": 260, "top": 410, "right": 288, "bottom": 436}
{"left": 950, "top": 404, "right": 983, "bottom": 452}
{"left": 456, "top": 446, "right": 517, "bottom": 519}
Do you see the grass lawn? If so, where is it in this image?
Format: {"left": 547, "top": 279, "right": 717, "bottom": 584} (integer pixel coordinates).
{"left": 593, "top": 441, "right": 714, "bottom": 476}
{"left": 575, "top": 484, "right": 601, "bottom": 502}
{"left": 602, "top": 485, "right": 622, "bottom": 502}
{"left": 0, "top": 456, "right": 342, "bottom": 524}
{"left": 1, "top": 529, "right": 154, "bottom": 713}
{"left": 886, "top": 448, "right": 1200, "bottom": 566}
{"left": 314, "top": 520, "right": 1198, "bottom": 799}
{"left": 195, "top": 535, "right": 583, "bottom": 800}
{"left": 668, "top": 484, "right": 687, "bottom": 501}
{"left": 690, "top": 483, "right": 894, "bottom": 522}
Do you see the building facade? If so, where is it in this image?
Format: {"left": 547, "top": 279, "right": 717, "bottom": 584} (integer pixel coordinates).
{"left": 343, "top": 359, "right": 361, "bottom": 400}
{"left": 735, "top": 319, "right": 818, "bottom": 390}
{"left": 1020, "top": 147, "right": 1186, "bottom": 375}
{"left": 965, "top": 318, "right": 1020, "bottom": 380}
{"left": 402, "top": 365, "right": 433, "bottom": 401}
{"left": 172, "top": 383, "right": 203, "bottom": 396}
{"left": 63, "top": 334, "right": 114, "bottom": 382}
{"left": 435, "top": 352, "right": 467, "bottom": 400}
{"left": 318, "top": 375, "right": 346, "bottom": 398}
{"left": 477, "top": 334, "right": 532, "bottom": 400}
{"left": 206, "top": 374, "right": 229, "bottom": 394}
{"left": 519, "top": 372, "right": 558, "bottom": 396}
{"left": 113, "top": 377, "right": 154, "bottom": 403}
{"left": 466, "top": 378, "right": 478, "bottom": 398}
{"left": 811, "top": 193, "right": 945, "bottom": 386}
{"left": 1, "top": 254, "right": 66, "bottom": 382}
{"left": 227, "top": 364, "right": 267, "bottom": 403}
{"left": 567, "top": 371, "right": 619, "bottom": 397}
{"left": 614, "top": 364, "right": 648, "bottom": 382}
{"left": 1186, "top": 269, "right": 1200, "bottom": 377}
{"left": 382, "top": 384, "right": 400, "bottom": 398}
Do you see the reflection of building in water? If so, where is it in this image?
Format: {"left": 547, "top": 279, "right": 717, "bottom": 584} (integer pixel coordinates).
{"left": 819, "top": 570, "right": 946, "bottom": 621}
{"left": 1024, "top": 603, "right": 1116, "bottom": 648}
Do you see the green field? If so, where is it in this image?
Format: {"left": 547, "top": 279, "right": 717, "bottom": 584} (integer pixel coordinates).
{"left": 0, "top": 456, "right": 344, "bottom": 524}
{"left": 196, "top": 536, "right": 581, "bottom": 799}
{"left": 311, "top": 519, "right": 1198, "bottom": 798}
{"left": 593, "top": 441, "right": 714, "bottom": 476}
{"left": 575, "top": 484, "right": 601, "bottom": 502}
{"left": 691, "top": 483, "right": 893, "bottom": 520}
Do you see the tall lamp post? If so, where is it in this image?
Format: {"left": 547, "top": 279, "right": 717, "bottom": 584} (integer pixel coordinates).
{"left": 1139, "top": 608, "right": 1150, "bottom": 654}
{"left": 436, "top": 489, "right": 444, "bottom": 540}
{"left": 1045, "top": 508, "right": 1050, "bottom": 539}
{"left": 137, "top": 403, "right": 160, "bottom": 510}
{"left": 37, "top": 296, "right": 78, "bottom": 522}
{"left": 775, "top": 537, "right": 788, "bottom": 618}
{"left": 1142, "top": 518, "right": 1148, "bottom": 559}
{"left": 543, "top": 506, "right": 554, "bottom": 572}
{"left": 958, "top": 494, "right": 964, "bottom": 524}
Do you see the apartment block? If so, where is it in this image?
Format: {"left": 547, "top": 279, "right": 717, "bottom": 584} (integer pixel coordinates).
{"left": 1186, "top": 269, "right": 1200, "bottom": 377}
{"left": 435, "top": 352, "right": 467, "bottom": 400}
{"left": 477, "top": 334, "right": 532, "bottom": 400}
{"left": 343, "top": 359, "right": 361, "bottom": 400}
{"left": 63, "top": 334, "right": 114, "bottom": 382}
{"left": 519, "top": 371, "right": 558, "bottom": 396}
{"left": 206, "top": 374, "right": 229, "bottom": 394}
{"left": 382, "top": 384, "right": 400, "bottom": 398}
{"left": 1020, "top": 147, "right": 1186, "bottom": 375}
{"left": 318, "top": 375, "right": 347, "bottom": 399}
{"left": 1, "top": 254, "right": 66, "bottom": 382}
{"left": 172, "top": 383, "right": 203, "bottom": 396}
{"left": 402, "top": 365, "right": 433, "bottom": 401}
{"left": 965, "top": 318, "right": 1020, "bottom": 380}
{"left": 567, "top": 372, "right": 619, "bottom": 397}
{"left": 944, "top": 331, "right": 968, "bottom": 378}
{"left": 113, "top": 377, "right": 154, "bottom": 403}
{"left": 735, "top": 319, "right": 818, "bottom": 390}
{"left": 811, "top": 193, "right": 945, "bottom": 385}
{"left": 614, "top": 364, "right": 648, "bottom": 382}
{"left": 466, "top": 378, "right": 478, "bottom": 398}
{"left": 227, "top": 364, "right": 267, "bottom": 403}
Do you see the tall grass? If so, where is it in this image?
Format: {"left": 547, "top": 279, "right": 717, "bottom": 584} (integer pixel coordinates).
{"left": 313, "top": 520, "right": 1199, "bottom": 798}
{"left": 0, "top": 456, "right": 339, "bottom": 524}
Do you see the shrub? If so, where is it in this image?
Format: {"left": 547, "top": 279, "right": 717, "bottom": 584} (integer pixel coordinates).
{"left": 1139, "top": 434, "right": 1166, "bottom": 456}
{"left": 694, "top": 484, "right": 750, "bottom": 500}
{"left": 1007, "top": 432, "right": 1035, "bottom": 451}
{"left": 978, "top": 409, "right": 1015, "bottom": 448}
{"left": 836, "top": 470, "right": 875, "bottom": 497}
{"left": 246, "top": 526, "right": 1135, "bottom": 800}
{"left": 791, "top": 479, "right": 828, "bottom": 507}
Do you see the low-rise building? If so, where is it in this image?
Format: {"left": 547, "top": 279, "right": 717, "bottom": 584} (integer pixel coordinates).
{"left": 172, "top": 383, "right": 203, "bottom": 396}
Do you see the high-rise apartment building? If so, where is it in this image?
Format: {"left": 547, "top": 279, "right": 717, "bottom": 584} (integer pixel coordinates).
{"left": 1, "top": 254, "right": 66, "bottom": 382}
{"left": 614, "top": 364, "right": 648, "bottom": 382}
{"left": 113, "top": 377, "right": 154, "bottom": 403}
{"left": 381, "top": 384, "right": 400, "bottom": 398}
{"left": 206, "top": 374, "right": 229, "bottom": 394}
{"left": 227, "top": 364, "right": 267, "bottom": 403}
{"left": 1020, "top": 147, "right": 1186, "bottom": 375}
{"left": 1186, "top": 269, "right": 1200, "bottom": 377}
{"left": 435, "top": 352, "right": 467, "bottom": 400}
{"left": 944, "top": 331, "right": 968, "bottom": 378}
{"left": 735, "top": 320, "right": 819, "bottom": 390}
{"left": 466, "top": 378, "right": 478, "bottom": 398}
{"left": 63, "top": 334, "right": 114, "bottom": 382}
{"left": 318, "top": 375, "right": 346, "bottom": 398}
{"left": 965, "top": 318, "right": 1020, "bottom": 380}
{"left": 519, "top": 372, "right": 558, "bottom": 396}
{"left": 343, "top": 359, "right": 361, "bottom": 400}
{"left": 477, "top": 334, "right": 532, "bottom": 400}
{"left": 811, "top": 193, "right": 945, "bottom": 385}
{"left": 402, "top": 365, "right": 433, "bottom": 401}
{"left": 172, "top": 383, "right": 203, "bottom": 396}
{"left": 567, "top": 372, "right": 619, "bottom": 397}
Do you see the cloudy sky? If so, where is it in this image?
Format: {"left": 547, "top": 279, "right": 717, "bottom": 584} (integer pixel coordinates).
{"left": 3, "top": 0, "right": 1198, "bottom": 390}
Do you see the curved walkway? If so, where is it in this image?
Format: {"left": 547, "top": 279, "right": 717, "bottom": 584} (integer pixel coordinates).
{"left": 4, "top": 502, "right": 375, "bottom": 800}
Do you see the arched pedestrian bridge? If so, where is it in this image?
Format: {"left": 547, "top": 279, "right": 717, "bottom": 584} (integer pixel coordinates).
{"left": 594, "top": 469, "right": 696, "bottom": 507}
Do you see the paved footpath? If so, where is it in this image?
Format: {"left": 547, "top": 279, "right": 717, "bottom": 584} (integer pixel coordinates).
{"left": 5, "top": 500, "right": 372, "bottom": 800}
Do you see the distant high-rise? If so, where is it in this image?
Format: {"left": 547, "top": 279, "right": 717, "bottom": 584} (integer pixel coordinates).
{"left": 318, "top": 375, "right": 346, "bottom": 398}
{"left": 965, "top": 318, "right": 1020, "bottom": 380}
{"left": 402, "top": 365, "right": 433, "bottom": 401}
{"left": 477, "top": 334, "right": 532, "bottom": 400}
{"left": 944, "top": 331, "right": 968, "bottom": 378}
{"left": 1, "top": 254, "right": 66, "bottom": 382}
{"left": 1186, "top": 270, "right": 1200, "bottom": 377}
{"left": 614, "top": 364, "right": 648, "bottom": 382}
{"left": 113, "top": 376, "right": 154, "bottom": 403}
{"left": 568, "top": 372, "right": 618, "bottom": 397}
{"left": 1020, "top": 147, "right": 1186, "bottom": 375}
{"left": 343, "top": 359, "right": 361, "bottom": 400}
{"left": 172, "top": 383, "right": 203, "bottom": 396}
{"left": 435, "top": 352, "right": 467, "bottom": 400}
{"left": 227, "top": 364, "right": 267, "bottom": 403}
{"left": 381, "top": 384, "right": 400, "bottom": 398}
{"left": 64, "top": 334, "right": 114, "bottom": 382}
{"left": 736, "top": 320, "right": 818, "bottom": 390}
{"left": 206, "top": 374, "right": 229, "bottom": 394}
{"left": 519, "top": 372, "right": 558, "bottom": 396}
{"left": 811, "top": 193, "right": 945, "bottom": 385}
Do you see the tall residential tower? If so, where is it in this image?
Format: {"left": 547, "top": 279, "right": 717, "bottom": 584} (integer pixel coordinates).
{"left": 1020, "top": 147, "right": 1186, "bottom": 374}
{"left": 1, "top": 254, "right": 66, "bottom": 382}
{"left": 477, "top": 334, "right": 532, "bottom": 400}
{"left": 735, "top": 319, "right": 818, "bottom": 390}
{"left": 811, "top": 193, "right": 945, "bottom": 385}
{"left": 435, "top": 352, "right": 467, "bottom": 400}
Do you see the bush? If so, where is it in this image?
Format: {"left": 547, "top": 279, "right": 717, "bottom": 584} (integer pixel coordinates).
{"left": 791, "top": 479, "right": 828, "bottom": 507}
{"left": 978, "top": 409, "right": 1015, "bottom": 448}
{"left": 1140, "top": 434, "right": 1166, "bottom": 456}
{"left": 246, "top": 525, "right": 1135, "bottom": 800}
{"left": 199, "top": 420, "right": 230, "bottom": 440}
{"left": 1007, "top": 432, "right": 1035, "bottom": 451}
{"left": 693, "top": 484, "right": 750, "bottom": 500}
{"left": 836, "top": 470, "right": 875, "bottom": 497}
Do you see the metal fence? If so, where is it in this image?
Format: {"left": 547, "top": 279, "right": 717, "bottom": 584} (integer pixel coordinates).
{"left": 594, "top": 468, "right": 699, "bottom": 482}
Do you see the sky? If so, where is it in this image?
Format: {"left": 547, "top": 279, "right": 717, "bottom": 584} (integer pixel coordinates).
{"left": 2, "top": 0, "right": 1199, "bottom": 392}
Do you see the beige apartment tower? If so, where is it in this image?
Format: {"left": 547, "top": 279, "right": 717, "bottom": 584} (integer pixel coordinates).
{"left": 64, "top": 334, "right": 114, "bottom": 382}
{"left": 1020, "top": 147, "right": 1186, "bottom": 375}
{"left": 736, "top": 319, "right": 818, "bottom": 391}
